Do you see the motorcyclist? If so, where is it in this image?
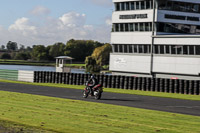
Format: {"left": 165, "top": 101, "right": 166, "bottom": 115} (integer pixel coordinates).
{"left": 87, "top": 75, "right": 98, "bottom": 96}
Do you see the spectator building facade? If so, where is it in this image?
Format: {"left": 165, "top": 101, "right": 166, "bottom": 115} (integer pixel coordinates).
{"left": 109, "top": 0, "right": 200, "bottom": 79}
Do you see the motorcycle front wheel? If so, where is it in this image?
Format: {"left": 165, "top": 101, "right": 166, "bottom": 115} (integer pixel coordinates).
{"left": 83, "top": 89, "right": 89, "bottom": 98}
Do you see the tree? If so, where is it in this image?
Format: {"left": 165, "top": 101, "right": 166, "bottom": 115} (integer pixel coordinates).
{"left": 15, "top": 52, "right": 31, "bottom": 60}
{"left": 64, "top": 39, "right": 104, "bottom": 62}
{"left": 85, "top": 56, "right": 100, "bottom": 73}
{"left": 92, "top": 43, "right": 112, "bottom": 67}
{"left": 1, "top": 53, "right": 11, "bottom": 59}
{"left": 85, "top": 43, "right": 112, "bottom": 73}
{"left": 6, "top": 41, "right": 18, "bottom": 51}
{"left": 48, "top": 42, "right": 65, "bottom": 60}
{"left": 0, "top": 45, "right": 5, "bottom": 50}
{"left": 19, "top": 44, "right": 25, "bottom": 51}
{"left": 31, "top": 45, "right": 48, "bottom": 61}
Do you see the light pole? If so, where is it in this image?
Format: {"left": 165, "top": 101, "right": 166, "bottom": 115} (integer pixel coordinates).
{"left": 150, "top": 0, "right": 156, "bottom": 78}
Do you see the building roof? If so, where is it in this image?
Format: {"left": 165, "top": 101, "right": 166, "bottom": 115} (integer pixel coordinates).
{"left": 55, "top": 56, "right": 74, "bottom": 60}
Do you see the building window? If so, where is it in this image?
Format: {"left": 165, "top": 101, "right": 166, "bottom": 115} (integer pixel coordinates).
{"left": 154, "top": 45, "right": 159, "bottom": 54}
{"left": 135, "top": 23, "right": 139, "bottom": 31}
{"left": 158, "top": 1, "right": 200, "bottom": 13}
{"left": 156, "top": 22, "right": 200, "bottom": 34}
{"left": 140, "top": 23, "right": 144, "bottom": 31}
{"left": 141, "top": 1, "right": 145, "bottom": 9}
{"left": 112, "top": 44, "right": 200, "bottom": 56}
{"left": 176, "top": 46, "right": 183, "bottom": 54}
{"left": 119, "top": 45, "right": 123, "bottom": 53}
{"left": 144, "top": 45, "right": 148, "bottom": 53}
{"left": 125, "top": 23, "right": 129, "bottom": 32}
{"left": 124, "top": 45, "right": 128, "bottom": 53}
{"left": 129, "top": 45, "right": 133, "bottom": 53}
{"left": 115, "top": 0, "right": 153, "bottom": 11}
{"left": 196, "top": 46, "right": 200, "bottom": 55}
{"left": 146, "top": 0, "right": 151, "bottom": 9}
{"left": 113, "top": 45, "right": 118, "bottom": 52}
{"left": 165, "top": 45, "right": 170, "bottom": 54}
{"left": 130, "top": 23, "right": 134, "bottom": 31}
{"left": 189, "top": 45, "right": 195, "bottom": 55}
{"left": 115, "top": 24, "right": 119, "bottom": 32}
{"left": 152, "top": 45, "right": 200, "bottom": 56}
{"left": 131, "top": 2, "right": 135, "bottom": 10}
{"left": 120, "top": 24, "right": 124, "bottom": 32}
{"left": 115, "top": 3, "right": 120, "bottom": 11}
{"left": 183, "top": 45, "right": 188, "bottom": 55}
{"left": 121, "top": 3, "right": 125, "bottom": 11}
{"left": 125, "top": 2, "right": 130, "bottom": 10}
{"left": 136, "top": 1, "right": 140, "bottom": 10}
{"left": 160, "top": 45, "right": 165, "bottom": 54}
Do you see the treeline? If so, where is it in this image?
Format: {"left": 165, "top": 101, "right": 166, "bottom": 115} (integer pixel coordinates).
{"left": 0, "top": 39, "right": 106, "bottom": 61}
{"left": 0, "top": 39, "right": 112, "bottom": 72}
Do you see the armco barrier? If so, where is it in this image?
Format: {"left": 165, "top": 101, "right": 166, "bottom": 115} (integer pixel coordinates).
{"left": 0, "top": 69, "right": 18, "bottom": 80}
{"left": 33, "top": 71, "right": 200, "bottom": 95}
{"left": 0, "top": 69, "right": 34, "bottom": 82}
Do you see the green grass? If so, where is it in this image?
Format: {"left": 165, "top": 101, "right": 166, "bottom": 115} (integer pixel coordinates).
{"left": 0, "top": 90, "right": 199, "bottom": 133}
{"left": 0, "top": 79, "right": 200, "bottom": 101}
{"left": 0, "top": 59, "right": 85, "bottom": 67}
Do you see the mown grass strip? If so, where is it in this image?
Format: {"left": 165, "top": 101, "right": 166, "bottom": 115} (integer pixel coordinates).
{"left": 0, "top": 59, "right": 85, "bottom": 67}
{"left": 0, "top": 79, "right": 200, "bottom": 101}
{"left": 0, "top": 90, "right": 199, "bottom": 133}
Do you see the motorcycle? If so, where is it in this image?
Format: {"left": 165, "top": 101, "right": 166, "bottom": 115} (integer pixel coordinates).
{"left": 83, "top": 81, "right": 103, "bottom": 100}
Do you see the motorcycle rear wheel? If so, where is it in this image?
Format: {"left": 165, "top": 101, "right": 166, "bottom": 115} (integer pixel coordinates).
{"left": 94, "top": 91, "right": 102, "bottom": 100}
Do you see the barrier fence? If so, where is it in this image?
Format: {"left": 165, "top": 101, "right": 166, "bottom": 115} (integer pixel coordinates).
{"left": 34, "top": 71, "right": 200, "bottom": 95}
{"left": 0, "top": 69, "right": 34, "bottom": 82}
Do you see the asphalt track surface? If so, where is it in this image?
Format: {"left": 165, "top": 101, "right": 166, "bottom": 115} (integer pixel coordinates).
{"left": 0, "top": 82, "right": 200, "bottom": 116}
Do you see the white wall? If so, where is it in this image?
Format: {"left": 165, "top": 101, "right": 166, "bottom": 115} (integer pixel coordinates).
{"left": 111, "top": 32, "right": 152, "bottom": 44}
{"left": 154, "top": 36, "right": 200, "bottom": 45}
{"left": 110, "top": 53, "right": 151, "bottom": 73}
{"left": 153, "top": 56, "right": 200, "bottom": 75}
{"left": 18, "top": 70, "right": 34, "bottom": 82}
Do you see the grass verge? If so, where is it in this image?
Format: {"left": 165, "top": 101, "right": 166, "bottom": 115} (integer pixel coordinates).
{"left": 0, "top": 90, "right": 199, "bottom": 133}
{"left": 0, "top": 59, "right": 85, "bottom": 68}
{"left": 0, "top": 79, "right": 200, "bottom": 101}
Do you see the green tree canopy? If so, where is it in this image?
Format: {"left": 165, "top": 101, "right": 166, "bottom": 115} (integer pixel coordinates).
{"left": 91, "top": 43, "right": 112, "bottom": 66}
{"left": 31, "top": 45, "right": 48, "bottom": 61}
{"left": 85, "top": 56, "right": 100, "bottom": 73}
{"left": 6, "top": 41, "right": 18, "bottom": 51}
{"left": 1, "top": 45, "right": 5, "bottom": 50}
{"left": 1, "top": 53, "right": 11, "bottom": 59}
{"left": 48, "top": 42, "right": 65, "bottom": 60}
{"left": 15, "top": 52, "right": 31, "bottom": 60}
{"left": 64, "top": 39, "right": 104, "bottom": 62}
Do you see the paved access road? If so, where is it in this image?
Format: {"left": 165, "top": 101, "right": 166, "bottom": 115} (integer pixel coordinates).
{"left": 0, "top": 82, "right": 200, "bottom": 116}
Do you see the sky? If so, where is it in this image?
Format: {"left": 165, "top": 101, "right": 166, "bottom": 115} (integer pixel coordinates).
{"left": 0, "top": 0, "right": 113, "bottom": 46}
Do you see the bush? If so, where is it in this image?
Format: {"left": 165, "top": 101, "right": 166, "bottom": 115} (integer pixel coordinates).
{"left": 1, "top": 53, "right": 11, "bottom": 59}
{"left": 85, "top": 56, "right": 100, "bottom": 73}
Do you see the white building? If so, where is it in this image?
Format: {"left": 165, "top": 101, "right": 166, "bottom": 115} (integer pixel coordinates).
{"left": 109, "top": 0, "right": 200, "bottom": 80}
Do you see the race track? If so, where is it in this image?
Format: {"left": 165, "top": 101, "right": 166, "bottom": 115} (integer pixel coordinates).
{"left": 0, "top": 82, "right": 200, "bottom": 116}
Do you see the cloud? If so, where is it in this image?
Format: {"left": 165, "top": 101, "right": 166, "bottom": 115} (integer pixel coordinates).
{"left": 0, "top": 11, "right": 111, "bottom": 46}
{"left": 30, "top": 6, "right": 51, "bottom": 16}
{"left": 105, "top": 16, "right": 112, "bottom": 26}
{"left": 84, "top": 0, "right": 112, "bottom": 7}
{"left": 59, "top": 12, "right": 86, "bottom": 26}
{"left": 9, "top": 17, "right": 37, "bottom": 36}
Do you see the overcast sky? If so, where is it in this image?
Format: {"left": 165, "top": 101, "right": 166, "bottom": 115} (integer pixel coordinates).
{"left": 0, "top": 0, "right": 113, "bottom": 46}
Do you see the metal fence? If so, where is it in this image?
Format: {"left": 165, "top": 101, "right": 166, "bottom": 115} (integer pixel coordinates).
{"left": 0, "top": 69, "right": 199, "bottom": 95}
{"left": 34, "top": 71, "right": 200, "bottom": 95}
